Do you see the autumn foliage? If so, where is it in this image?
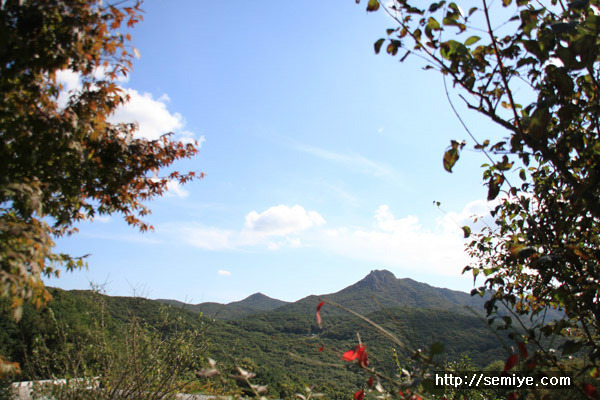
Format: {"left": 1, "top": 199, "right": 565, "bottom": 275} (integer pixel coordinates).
{"left": 0, "top": 0, "right": 201, "bottom": 327}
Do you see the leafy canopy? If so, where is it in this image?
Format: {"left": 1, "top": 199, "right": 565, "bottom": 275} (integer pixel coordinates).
{"left": 0, "top": 0, "right": 201, "bottom": 320}
{"left": 360, "top": 0, "right": 600, "bottom": 396}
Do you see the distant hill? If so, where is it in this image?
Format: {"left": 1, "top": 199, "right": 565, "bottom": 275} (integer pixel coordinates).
{"left": 3, "top": 272, "right": 516, "bottom": 398}
{"left": 157, "top": 292, "right": 290, "bottom": 320}
{"left": 273, "top": 269, "right": 487, "bottom": 317}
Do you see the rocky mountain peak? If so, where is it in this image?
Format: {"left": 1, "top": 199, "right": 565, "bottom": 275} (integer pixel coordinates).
{"left": 358, "top": 269, "right": 398, "bottom": 290}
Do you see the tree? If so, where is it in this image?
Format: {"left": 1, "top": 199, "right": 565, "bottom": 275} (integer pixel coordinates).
{"left": 0, "top": 0, "right": 201, "bottom": 322}
{"left": 360, "top": 0, "right": 600, "bottom": 396}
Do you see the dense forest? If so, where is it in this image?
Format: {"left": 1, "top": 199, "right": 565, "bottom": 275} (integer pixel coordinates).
{"left": 1, "top": 270, "right": 581, "bottom": 399}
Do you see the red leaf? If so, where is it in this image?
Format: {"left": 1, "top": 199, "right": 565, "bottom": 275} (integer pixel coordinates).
{"left": 342, "top": 348, "right": 358, "bottom": 361}
{"left": 354, "top": 390, "right": 365, "bottom": 400}
{"left": 356, "top": 344, "right": 369, "bottom": 367}
{"left": 318, "top": 347, "right": 323, "bottom": 352}
{"left": 342, "top": 345, "right": 369, "bottom": 367}
{"left": 367, "top": 376, "right": 374, "bottom": 388}
{"left": 316, "top": 301, "right": 325, "bottom": 328}
{"left": 507, "top": 392, "right": 517, "bottom": 400}
{"left": 583, "top": 383, "right": 598, "bottom": 399}
{"left": 518, "top": 342, "right": 528, "bottom": 360}
{"left": 504, "top": 354, "right": 519, "bottom": 372}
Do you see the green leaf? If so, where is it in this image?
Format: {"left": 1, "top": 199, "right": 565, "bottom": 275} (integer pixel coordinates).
{"left": 464, "top": 35, "right": 480, "bottom": 46}
{"left": 496, "top": 155, "right": 514, "bottom": 171}
{"left": 502, "top": 0, "right": 512, "bottom": 6}
{"left": 374, "top": 38, "right": 385, "bottom": 54}
{"left": 487, "top": 174, "right": 503, "bottom": 200}
{"left": 429, "top": 1, "right": 446, "bottom": 12}
{"left": 367, "top": 0, "right": 380, "bottom": 11}
{"left": 427, "top": 17, "right": 441, "bottom": 30}
{"left": 443, "top": 148, "right": 459, "bottom": 172}
{"left": 386, "top": 41, "right": 399, "bottom": 55}
{"left": 443, "top": 16, "right": 458, "bottom": 26}
{"left": 462, "top": 226, "right": 471, "bottom": 238}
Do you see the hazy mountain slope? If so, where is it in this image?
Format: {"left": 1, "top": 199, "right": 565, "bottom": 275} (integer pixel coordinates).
{"left": 157, "top": 292, "right": 290, "bottom": 320}
{"left": 227, "top": 292, "right": 289, "bottom": 310}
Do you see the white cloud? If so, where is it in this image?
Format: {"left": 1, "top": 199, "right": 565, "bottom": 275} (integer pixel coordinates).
{"left": 439, "top": 197, "right": 504, "bottom": 236}
{"left": 165, "top": 200, "right": 500, "bottom": 279}
{"left": 165, "top": 180, "right": 190, "bottom": 199}
{"left": 56, "top": 69, "right": 81, "bottom": 93}
{"left": 178, "top": 226, "right": 233, "bottom": 251}
{"left": 295, "top": 144, "right": 394, "bottom": 177}
{"left": 245, "top": 205, "right": 325, "bottom": 236}
{"left": 218, "top": 270, "right": 231, "bottom": 276}
{"left": 93, "top": 215, "right": 111, "bottom": 223}
{"left": 166, "top": 205, "right": 324, "bottom": 251}
{"left": 313, "top": 205, "right": 472, "bottom": 277}
{"left": 54, "top": 69, "right": 199, "bottom": 144}
{"left": 109, "top": 89, "right": 185, "bottom": 141}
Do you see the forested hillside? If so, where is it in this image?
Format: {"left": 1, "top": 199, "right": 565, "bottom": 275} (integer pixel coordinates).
{"left": 1, "top": 271, "right": 512, "bottom": 398}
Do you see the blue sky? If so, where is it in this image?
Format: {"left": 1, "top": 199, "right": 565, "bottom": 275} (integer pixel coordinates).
{"left": 47, "top": 0, "right": 509, "bottom": 303}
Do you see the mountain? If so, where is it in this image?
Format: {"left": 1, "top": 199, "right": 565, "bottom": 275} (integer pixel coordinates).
{"left": 273, "top": 269, "right": 487, "bottom": 317}
{"left": 228, "top": 292, "right": 289, "bottom": 310}
{"left": 157, "top": 292, "right": 290, "bottom": 320}
{"left": 3, "top": 273, "right": 513, "bottom": 398}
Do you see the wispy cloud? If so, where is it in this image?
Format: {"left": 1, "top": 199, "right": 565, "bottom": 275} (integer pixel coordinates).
{"left": 80, "top": 232, "right": 161, "bottom": 245}
{"left": 218, "top": 270, "right": 231, "bottom": 276}
{"left": 165, "top": 200, "right": 497, "bottom": 278}
{"left": 93, "top": 215, "right": 111, "bottom": 223}
{"left": 165, "top": 180, "right": 190, "bottom": 199}
{"left": 312, "top": 205, "right": 470, "bottom": 277}
{"left": 295, "top": 144, "right": 394, "bottom": 177}
{"left": 245, "top": 204, "right": 325, "bottom": 236}
{"left": 319, "top": 182, "right": 360, "bottom": 207}
{"left": 165, "top": 205, "right": 325, "bottom": 251}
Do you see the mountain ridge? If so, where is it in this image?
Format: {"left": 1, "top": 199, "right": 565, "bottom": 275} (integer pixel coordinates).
{"left": 157, "top": 269, "right": 486, "bottom": 320}
{"left": 156, "top": 291, "right": 290, "bottom": 320}
{"left": 270, "top": 269, "right": 487, "bottom": 318}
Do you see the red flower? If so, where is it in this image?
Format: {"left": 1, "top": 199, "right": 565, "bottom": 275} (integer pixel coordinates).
{"left": 367, "top": 376, "right": 374, "bottom": 388}
{"left": 318, "top": 347, "right": 323, "bottom": 352}
{"left": 342, "top": 345, "right": 369, "bottom": 367}
{"left": 354, "top": 390, "right": 365, "bottom": 400}
{"left": 316, "top": 301, "right": 325, "bottom": 328}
